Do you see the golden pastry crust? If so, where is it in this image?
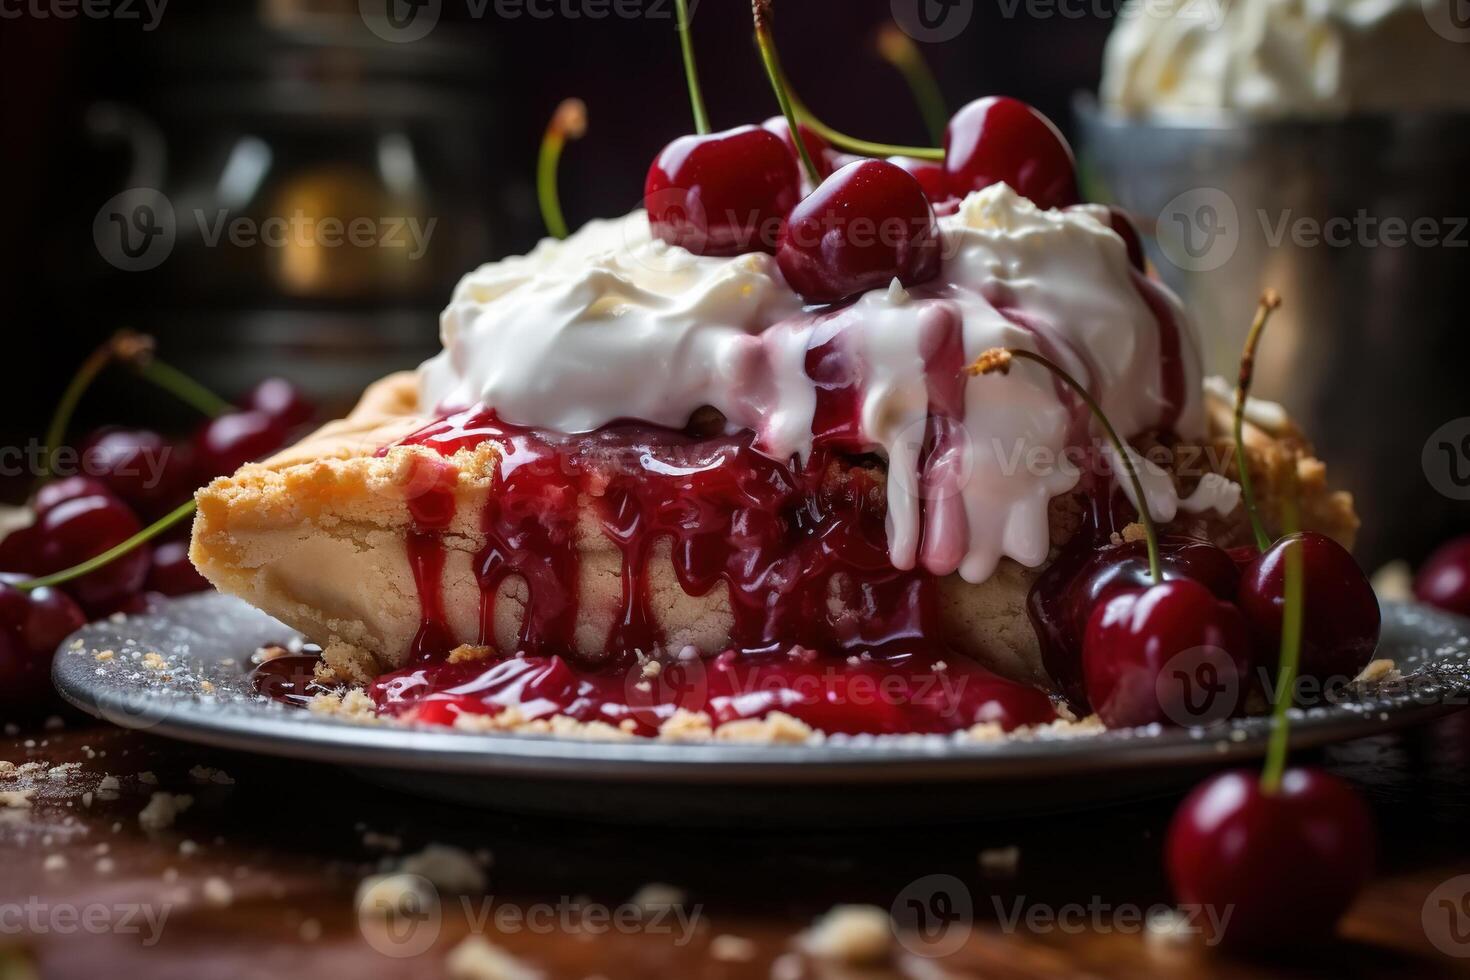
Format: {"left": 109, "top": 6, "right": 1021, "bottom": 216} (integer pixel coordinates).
{"left": 190, "top": 372, "right": 1358, "bottom": 687}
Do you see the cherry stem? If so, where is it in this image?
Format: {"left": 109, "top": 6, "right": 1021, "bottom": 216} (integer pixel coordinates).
{"left": 1233, "top": 288, "right": 1282, "bottom": 553}
{"left": 132, "top": 358, "right": 231, "bottom": 418}
{"left": 968, "top": 347, "right": 1162, "bottom": 584}
{"left": 537, "top": 98, "right": 587, "bottom": 240}
{"left": 789, "top": 90, "right": 945, "bottom": 162}
{"left": 15, "top": 499, "right": 197, "bottom": 592}
{"left": 752, "top": 0, "right": 822, "bottom": 186}
{"left": 875, "top": 25, "right": 947, "bottom": 145}
{"left": 674, "top": 0, "right": 709, "bottom": 135}
{"left": 40, "top": 341, "right": 116, "bottom": 480}
{"left": 1260, "top": 466, "right": 1303, "bottom": 795}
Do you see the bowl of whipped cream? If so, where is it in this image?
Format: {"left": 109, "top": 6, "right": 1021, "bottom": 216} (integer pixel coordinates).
{"left": 1076, "top": 0, "right": 1470, "bottom": 570}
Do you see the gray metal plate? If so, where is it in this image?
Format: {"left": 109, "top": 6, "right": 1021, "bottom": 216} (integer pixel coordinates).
{"left": 51, "top": 594, "right": 1470, "bottom": 823}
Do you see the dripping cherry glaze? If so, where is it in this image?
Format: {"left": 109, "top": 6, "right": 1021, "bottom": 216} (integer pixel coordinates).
{"left": 255, "top": 229, "right": 1188, "bottom": 736}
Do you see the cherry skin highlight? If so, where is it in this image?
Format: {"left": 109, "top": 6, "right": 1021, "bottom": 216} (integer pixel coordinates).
{"left": 943, "top": 96, "right": 1079, "bottom": 210}
{"left": 887, "top": 155, "right": 950, "bottom": 203}
{"left": 645, "top": 125, "right": 800, "bottom": 256}
{"left": 1082, "top": 578, "right": 1253, "bottom": 728}
{"left": 0, "top": 577, "right": 87, "bottom": 708}
{"left": 32, "top": 493, "right": 151, "bottom": 614}
{"left": 194, "top": 410, "right": 289, "bottom": 481}
{"left": 1166, "top": 767, "right": 1374, "bottom": 948}
{"left": 776, "top": 159, "right": 941, "bottom": 304}
{"left": 1237, "top": 532, "right": 1380, "bottom": 683}
{"left": 241, "top": 377, "right": 315, "bottom": 428}
{"left": 1414, "top": 534, "right": 1470, "bottom": 617}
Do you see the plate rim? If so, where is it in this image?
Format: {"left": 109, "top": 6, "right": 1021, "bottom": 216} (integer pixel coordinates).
{"left": 52, "top": 596, "right": 1470, "bottom": 785}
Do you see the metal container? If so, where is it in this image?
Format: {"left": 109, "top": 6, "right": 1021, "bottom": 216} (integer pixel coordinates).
{"left": 1076, "top": 96, "right": 1470, "bottom": 569}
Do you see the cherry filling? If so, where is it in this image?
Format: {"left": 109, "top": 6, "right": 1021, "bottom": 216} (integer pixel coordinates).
{"left": 351, "top": 409, "right": 1059, "bottom": 736}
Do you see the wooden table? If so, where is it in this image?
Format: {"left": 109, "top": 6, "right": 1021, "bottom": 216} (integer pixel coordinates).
{"left": 4, "top": 708, "right": 1470, "bottom": 979}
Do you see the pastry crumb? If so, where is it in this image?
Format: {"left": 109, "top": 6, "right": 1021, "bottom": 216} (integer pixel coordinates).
{"left": 203, "top": 876, "right": 234, "bottom": 908}
{"left": 447, "top": 645, "right": 494, "bottom": 665}
{"left": 138, "top": 792, "right": 193, "bottom": 831}
{"left": 396, "top": 844, "right": 487, "bottom": 894}
{"left": 446, "top": 935, "right": 541, "bottom": 980}
{"left": 710, "top": 934, "right": 757, "bottom": 962}
{"left": 798, "top": 905, "right": 892, "bottom": 965}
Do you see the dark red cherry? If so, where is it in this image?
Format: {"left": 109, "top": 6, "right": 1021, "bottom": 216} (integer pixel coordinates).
{"left": 81, "top": 428, "right": 194, "bottom": 518}
{"left": 1105, "top": 207, "right": 1147, "bottom": 272}
{"left": 761, "top": 116, "right": 832, "bottom": 181}
{"left": 887, "top": 155, "right": 950, "bottom": 203}
{"left": 0, "top": 578, "right": 87, "bottom": 707}
{"left": 0, "top": 526, "right": 40, "bottom": 576}
{"left": 1166, "top": 767, "right": 1374, "bottom": 947}
{"left": 943, "top": 96, "right": 1079, "bottom": 210}
{"left": 1083, "top": 578, "right": 1253, "bottom": 728}
{"left": 241, "top": 377, "right": 315, "bottom": 428}
{"left": 1031, "top": 537, "right": 1241, "bottom": 709}
{"left": 147, "top": 540, "right": 210, "bottom": 597}
{"left": 776, "top": 159, "right": 942, "bottom": 304}
{"left": 645, "top": 125, "right": 800, "bottom": 256}
{"left": 1238, "top": 532, "right": 1380, "bottom": 683}
{"left": 33, "top": 493, "right": 150, "bottom": 613}
{"left": 33, "top": 476, "right": 116, "bottom": 516}
{"left": 1414, "top": 535, "right": 1470, "bottom": 617}
{"left": 194, "top": 410, "right": 289, "bottom": 481}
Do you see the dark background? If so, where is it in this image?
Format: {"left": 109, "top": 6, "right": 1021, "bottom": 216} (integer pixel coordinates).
{"left": 0, "top": 0, "right": 1113, "bottom": 457}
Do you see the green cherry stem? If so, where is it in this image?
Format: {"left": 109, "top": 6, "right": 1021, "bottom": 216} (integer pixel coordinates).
{"left": 16, "top": 499, "right": 197, "bottom": 592}
{"left": 133, "top": 357, "right": 231, "bottom": 418}
{"left": 752, "top": 0, "right": 822, "bottom": 186}
{"left": 789, "top": 90, "right": 944, "bottom": 162}
{"left": 969, "top": 347, "right": 1161, "bottom": 583}
{"left": 1233, "top": 288, "right": 1282, "bottom": 553}
{"left": 674, "top": 0, "right": 709, "bottom": 135}
{"left": 40, "top": 340, "right": 117, "bottom": 480}
{"left": 1260, "top": 466, "right": 1303, "bottom": 795}
{"left": 875, "top": 24, "right": 947, "bottom": 145}
{"left": 537, "top": 98, "right": 587, "bottom": 241}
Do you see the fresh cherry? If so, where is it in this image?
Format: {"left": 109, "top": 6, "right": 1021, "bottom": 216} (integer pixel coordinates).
{"left": 1083, "top": 578, "right": 1254, "bottom": 728}
{"left": 240, "top": 377, "right": 315, "bottom": 429}
{"left": 943, "top": 96, "right": 1079, "bottom": 210}
{"left": 32, "top": 493, "right": 150, "bottom": 614}
{"left": 761, "top": 116, "right": 832, "bottom": 182}
{"left": 645, "top": 125, "right": 800, "bottom": 256}
{"left": 0, "top": 577, "right": 87, "bottom": 708}
{"left": 1414, "top": 535, "right": 1470, "bottom": 617}
{"left": 147, "top": 539, "right": 210, "bottom": 597}
{"left": 1166, "top": 767, "right": 1374, "bottom": 947}
{"left": 776, "top": 159, "right": 941, "bottom": 303}
{"left": 32, "top": 476, "right": 117, "bottom": 516}
{"left": 887, "top": 155, "right": 950, "bottom": 203}
{"left": 194, "top": 410, "right": 289, "bottom": 481}
{"left": 1032, "top": 537, "right": 1242, "bottom": 708}
{"left": 81, "top": 427, "right": 194, "bottom": 518}
{"left": 1238, "top": 532, "right": 1380, "bottom": 683}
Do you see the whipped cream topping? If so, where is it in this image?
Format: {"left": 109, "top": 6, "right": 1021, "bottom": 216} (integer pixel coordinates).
{"left": 419, "top": 184, "right": 1209, "bottom": 584}
{"left": 1102, "top": 0, "right": 1470, "bottom": 118}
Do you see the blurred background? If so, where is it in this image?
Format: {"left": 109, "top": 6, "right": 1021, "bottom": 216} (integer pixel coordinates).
{"left": 0, "top": 0, "right": 1110, "bottom": 434}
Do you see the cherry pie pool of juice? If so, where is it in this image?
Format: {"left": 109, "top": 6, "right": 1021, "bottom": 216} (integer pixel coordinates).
{"left": 324, "top": 402, "right": 1059, "bottom": 737}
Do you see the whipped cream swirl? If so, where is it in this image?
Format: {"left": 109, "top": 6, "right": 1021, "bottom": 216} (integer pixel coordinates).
{"left": 419, "top": 185, "right": 1210, "bottom": 584}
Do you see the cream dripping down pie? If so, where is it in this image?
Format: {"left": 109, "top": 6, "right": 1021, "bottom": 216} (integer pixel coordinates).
{"left": 190, "top": 183, "right": 1358, "bottom": 740}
